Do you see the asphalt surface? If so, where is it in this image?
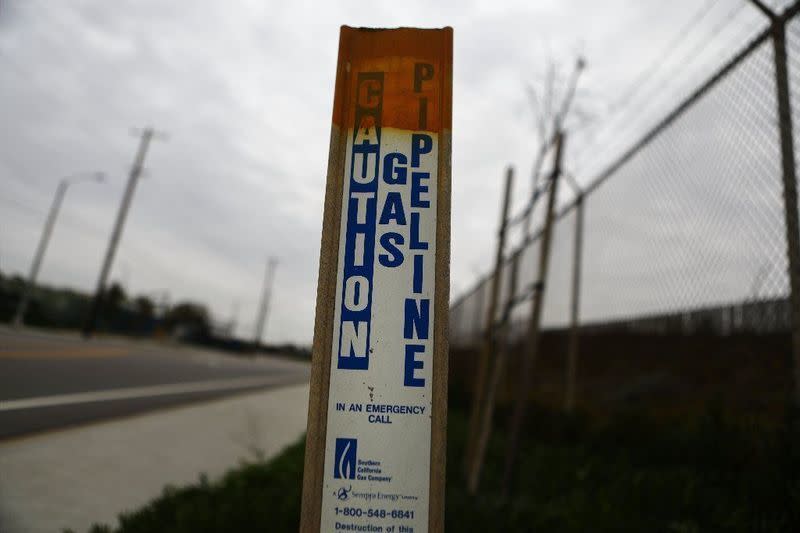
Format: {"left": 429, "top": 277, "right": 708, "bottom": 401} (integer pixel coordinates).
{"left": 0, "top": 327, "right": 310, "bottom": 440}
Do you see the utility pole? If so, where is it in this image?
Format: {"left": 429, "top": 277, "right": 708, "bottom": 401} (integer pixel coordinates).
{"left": 253, "top": 257, "right": 278, "bottom": 348}
{"left": 13, "top": 172, "right": 104, "bottom": 327}
{"left": 82, "top": 128, "right": 162, "bottom": 338}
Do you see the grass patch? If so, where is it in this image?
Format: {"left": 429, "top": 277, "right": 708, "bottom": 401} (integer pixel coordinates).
{"left": 78, "top": 407, "right": 800, "bottom": 532}
{"left": 445, "top": 407, "right": 800, "bottom": 532}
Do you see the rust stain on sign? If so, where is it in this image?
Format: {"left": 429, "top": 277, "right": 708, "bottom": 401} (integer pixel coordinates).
{"left": 332, "top": 27, "right": 453, "bottom": 134}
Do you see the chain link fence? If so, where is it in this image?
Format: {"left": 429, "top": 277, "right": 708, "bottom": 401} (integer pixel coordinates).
{"left": 450, "top": 2, "right": 800, "bottom": 417}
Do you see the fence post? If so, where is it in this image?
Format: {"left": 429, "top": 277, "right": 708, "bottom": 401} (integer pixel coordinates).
{"left": 468, "top": 249, "right": 520, "bottom": 494}
{"left": 565, "top": 193, "right": 584, "bottom": 412}
{"left": 464, "top": 167, "right": 515, "bottom": 475}
{"left": 502, "top": 131, "right": 565, "bottom": 496}
{"left": 772, "top": 15, "right": 800, "bottom": 408}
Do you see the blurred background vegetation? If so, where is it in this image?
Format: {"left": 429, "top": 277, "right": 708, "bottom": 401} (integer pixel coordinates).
{"left": 0, "top": 269, "right": 309, "bottom": 358}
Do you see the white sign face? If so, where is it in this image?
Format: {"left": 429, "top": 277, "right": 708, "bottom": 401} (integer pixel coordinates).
{"left": 320, "top": 67, "right": 440, "bottom": 533}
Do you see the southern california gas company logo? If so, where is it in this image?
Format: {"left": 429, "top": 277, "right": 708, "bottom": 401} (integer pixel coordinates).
{"left": 334, "top": 437, "right": 357, "bottom": 480}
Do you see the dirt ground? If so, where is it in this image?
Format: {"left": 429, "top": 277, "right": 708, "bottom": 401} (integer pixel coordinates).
{"left": 450, "top": 331, "right": 793, "bottom": 423}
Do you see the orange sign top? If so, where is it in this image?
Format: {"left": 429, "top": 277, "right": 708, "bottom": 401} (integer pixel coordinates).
{"left": 332, "top": 26, "right": 453, "bottom": 134}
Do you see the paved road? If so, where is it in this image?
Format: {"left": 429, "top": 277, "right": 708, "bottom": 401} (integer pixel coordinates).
{"left": 0, "top": 327, "right": 310, "bottom": 439}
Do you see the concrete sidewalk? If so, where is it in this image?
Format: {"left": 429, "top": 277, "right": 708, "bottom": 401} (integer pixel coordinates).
{"left": 0, "top": 384, "right": 309, "bottom": 533}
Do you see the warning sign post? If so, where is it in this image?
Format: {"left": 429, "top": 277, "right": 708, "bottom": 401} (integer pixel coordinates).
{"left": 301, "top": 26, "right": 453, "bottom": 532}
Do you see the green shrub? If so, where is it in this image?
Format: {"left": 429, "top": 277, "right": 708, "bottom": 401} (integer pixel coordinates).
{"left": 80, "top": 407, "right": 800, "bottom": 532}
{"left": 80, "top": 440, "right": 304, "bottom": 533}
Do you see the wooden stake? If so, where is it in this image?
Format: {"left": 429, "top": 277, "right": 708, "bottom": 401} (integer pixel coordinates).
{"left": 468, "top": 249, "right": 520, "bottom": 494}
{"left": 300, "top": 26, "right": 453, "bottom": 532}
{"left": 464, "top": 166, "right": 514, "bottom": 477}
{"left": 502, "top": 132, "right": 565, "bottom": 497}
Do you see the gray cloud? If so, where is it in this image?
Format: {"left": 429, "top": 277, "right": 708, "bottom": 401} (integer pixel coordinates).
{"left": 1, "top": 0, "right": 776, "bottom": 343}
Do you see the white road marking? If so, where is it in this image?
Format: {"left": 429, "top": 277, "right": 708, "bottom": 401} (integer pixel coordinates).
{"left": 0, "top": 375, "right": 299, "bottom": 412}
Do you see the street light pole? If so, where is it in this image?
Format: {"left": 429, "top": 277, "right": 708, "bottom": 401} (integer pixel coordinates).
{"left": 13, "top": 172, "right": 104, "bottom": 327}
{"left": 82, "top": 127, "right": 163, "bottom": 338}
{"left": 253, "top": 257, "right": 278, "bottom": 348}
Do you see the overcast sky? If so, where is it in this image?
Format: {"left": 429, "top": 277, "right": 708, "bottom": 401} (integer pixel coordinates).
{"left": 0, "top": 0, "right": 788, "bottom": 343}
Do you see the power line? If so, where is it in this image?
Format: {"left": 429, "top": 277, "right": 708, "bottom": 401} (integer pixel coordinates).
{"left": 573, "top": 0, "right": 750, "bottom": 174}
{"left": 608, "top": 0, "right": 721, "bottom": 115}
{"left": 0, "top": 194, "right": 119, "bottom": 242}
{"left": 579, "top": 1, "right": 747, "bottom": 168}
{"left": 621, "top": 0, "right": 748, "bottom": 117}
{"left": 0, "top": 197, "right": 44, "bottom": 218}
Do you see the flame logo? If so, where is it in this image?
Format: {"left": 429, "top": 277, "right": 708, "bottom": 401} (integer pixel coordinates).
{"left": 334, "top": 437, "right": 357, "bottom": 479}
{"left": 339, "top": 440, "right": 352, "bottom": 478}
